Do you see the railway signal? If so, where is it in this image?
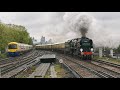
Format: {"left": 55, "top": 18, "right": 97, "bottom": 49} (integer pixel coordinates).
{"left": 59, "top": 59, "right": 63, "bottom": 63}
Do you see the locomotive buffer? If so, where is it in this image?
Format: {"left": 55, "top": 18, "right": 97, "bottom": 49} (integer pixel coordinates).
{"left": 40, "top": 54, "right": 56, "bottom": 63}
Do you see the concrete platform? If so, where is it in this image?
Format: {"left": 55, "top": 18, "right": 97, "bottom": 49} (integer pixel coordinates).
{"left": 40, "top": 54, "right": 56, "bottom": 63}
{"left": 28, "top": 63, "right": 50, "bottom": 78}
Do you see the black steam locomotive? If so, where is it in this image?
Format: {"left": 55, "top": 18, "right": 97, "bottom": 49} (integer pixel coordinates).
{"left": 65, "top": 37, "right": 93, "bottom": 60}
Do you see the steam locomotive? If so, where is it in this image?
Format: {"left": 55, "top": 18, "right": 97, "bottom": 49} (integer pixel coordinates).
{"left": 36, "top": 37, "right": 93, "bottom": 60}
{"left": 65, "top": 37, "right": 93, "bottom": 60}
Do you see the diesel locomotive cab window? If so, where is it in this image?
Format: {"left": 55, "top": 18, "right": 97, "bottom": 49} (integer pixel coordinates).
{"left": 8, "top": 44, "right": 17, "bottom": 49}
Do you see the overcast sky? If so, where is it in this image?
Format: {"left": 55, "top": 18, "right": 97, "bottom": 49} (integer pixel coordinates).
{"left": 0, "top": 12, "right": 120, "bottom": 47}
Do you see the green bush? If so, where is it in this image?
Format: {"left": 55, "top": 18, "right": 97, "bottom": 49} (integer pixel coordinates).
{"left": 0, "top": 53, "right": 7, "bottom": 58}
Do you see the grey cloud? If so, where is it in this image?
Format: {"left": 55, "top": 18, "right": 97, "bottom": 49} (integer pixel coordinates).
{"left": 0, "top": 12, "right": 120, "bottom": 48}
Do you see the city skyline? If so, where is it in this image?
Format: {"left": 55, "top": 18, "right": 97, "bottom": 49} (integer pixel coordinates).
{"left": 33, "top": 36, "right": 53, "bottom": 45}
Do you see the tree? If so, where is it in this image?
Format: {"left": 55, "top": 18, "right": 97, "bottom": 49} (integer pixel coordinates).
{"left": 114, "top": 45, "right": 120, "bottom": 54}
{"left": 0, "top": 22, "right": 33, "bottom": 53}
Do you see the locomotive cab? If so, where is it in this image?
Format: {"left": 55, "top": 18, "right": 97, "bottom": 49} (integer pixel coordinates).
{"left": 7, "top": 42, "right": 19, "bottom": 56}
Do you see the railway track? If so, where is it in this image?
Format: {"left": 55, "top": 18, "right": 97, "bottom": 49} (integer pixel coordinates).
{"left": 0, "top": 50, "right": 35, "bottom": 65}
{"left": 57, "top": 54, "right": 120, "bottom": 78}
{"left": 0, "top": 50, "right": 37, "bottom": 70}
{"left": 61, "top": 58, "right": 116, "bottom": 78}
{"left": 63, "top": 62, "right": 84, "bottom": 78}
{"left": 90, "top": 60, "right": 120, "bottom": 74}
{"left": 65, "top": 52, "right": 120, "bottom": 70}
{"left": 92, "top": 59, "right": 120, "bottom": 68}
{"left": 0, "top": 50, "right": 44, "bottom": 78}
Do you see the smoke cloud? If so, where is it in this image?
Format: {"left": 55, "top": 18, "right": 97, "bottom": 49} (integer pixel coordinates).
{"left": 63, "top": 12, "right": 120, "bottom": 48}
{"left": 63, "top": 13, "right": 93, "bottom": 37}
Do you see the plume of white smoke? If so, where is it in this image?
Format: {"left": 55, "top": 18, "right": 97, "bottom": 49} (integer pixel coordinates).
{"left": 63, "top": 12, "right": 93, "bottom": 37}
{"left": 74, "top": 15, "right": 92, "bottom": 37}
{"left": 63, "top": 12, "right": 120, "bottom": 48}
